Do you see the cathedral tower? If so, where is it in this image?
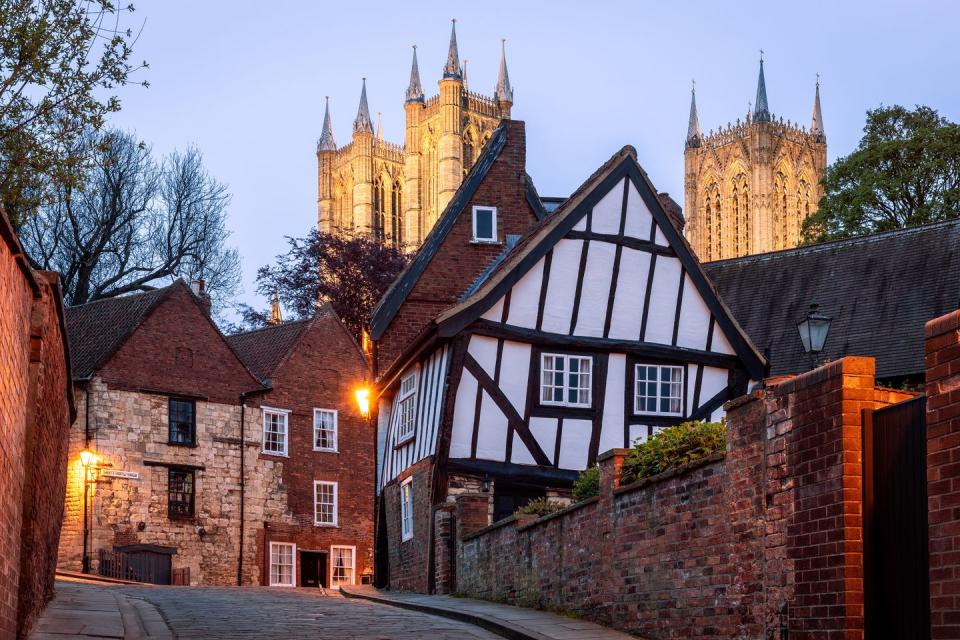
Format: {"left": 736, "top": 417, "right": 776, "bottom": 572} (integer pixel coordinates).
{"left": 684, "top": 58, "right": 828, "bottom": 261}
{"left": 317, "top": 21, "right": 512, "bottom": 249}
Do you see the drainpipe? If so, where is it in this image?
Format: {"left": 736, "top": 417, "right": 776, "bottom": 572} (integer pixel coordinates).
{"left": 238, "top": 387, "right": 270, "bottom": 586}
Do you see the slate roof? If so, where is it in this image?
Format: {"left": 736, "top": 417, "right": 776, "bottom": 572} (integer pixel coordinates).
{"left": 66, "top": 283, "right": 178, "bottom": 379}
{"left": 705, "top": 219, "right": 960, "bottom": 380}
{"left": 226, "top": 318, "right": 313, "bottom": 383}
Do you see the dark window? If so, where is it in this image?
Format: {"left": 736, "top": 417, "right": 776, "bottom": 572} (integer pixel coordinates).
{"left": 168, "top": 398, "right": 196, "bottom": 445}
{"left": 168, "top": 469, "right": 195, "bottom": 518}
{"left": 472, "top": 206, "right": 497, "bottom": 242}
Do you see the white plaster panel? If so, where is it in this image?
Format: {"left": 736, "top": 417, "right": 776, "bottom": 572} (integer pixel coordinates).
{"left": 607, "top": 248, "right": 649, "bottom": 341}
{"left": 654, "top": 224, "right": 670, "bottom": 247}
{"left": 506, "top": 260, "right": 543, "bottom": 329}
{"left": 529, "top": 417, "right": 558, "bottom": 462}
{"left": 699, "top": 366, "right": 729, "bottom": 408}
{"left": 499, "top": 341, "right": 531, "bottom": 417}
{"left": 711, "top": 407, "right": 725, "bottom": 422}
{"left": 468, "top": 335, "right": 499, "bottom": 375}
{"left": 510, "top": 432, "right": 536, "bottom": 465}
{"left": 600, "top": 354, "right": 626, "bottom": 453}
{"left": 476, "top": 393, "right": 508, "bottom": 461}
{"left": 686, "top": 364, "right": 698, "bottom": 416}
{"left": 481, "top": 297, "right": 505, "bottom": 322}
{"left": 540, "top": 239, "right": 582, "bottom": 334}
{"left": 558, "top": 419, "right": 592, "bottom": 470}
{"left": 623, "top": 182, "right": 654, "bottom": 240}
{"left": 712, "top": 322, "right": 736, "bottom": 355}
{"left": 644, "top": 255, "right": 682, "bottom": 345}
{"left": 676, "top": 273, "right": 711, "bottom": 351}
{"left": 574, "top": 241, "right": 617, "bottom": 337}
{"left": 629, "top": 424, "right": 648, "bottom": 446}
{"left": 449, "top": 371, "right": 478, "bottom": 459}
{"left": 572, "top": 213, "right": 588, "bottom": 231}
{"left": 590, "top": 177, "right": 625, "bottom": 235}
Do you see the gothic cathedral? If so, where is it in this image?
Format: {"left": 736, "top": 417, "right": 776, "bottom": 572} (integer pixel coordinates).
{"left": 316, "top": 20, "right": 513, "bottom": 249}
{"left": 684, "top": 59, "right": 827, "bottom": 261}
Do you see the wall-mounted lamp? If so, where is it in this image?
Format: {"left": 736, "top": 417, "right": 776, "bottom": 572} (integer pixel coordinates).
{"left": 78, "top": 448, "right": 99, "bottom": 574}
{"left": 797, "top": 303, "right": 832, "bottom": 369}
{"left": 482, "top": 476, "right": 491, "bottom": 493}
{"left": 355, "top": 386, "right": 371, "bottom": 419}
{"left": 79, "top": 449, "right": 98, "bottom": 467}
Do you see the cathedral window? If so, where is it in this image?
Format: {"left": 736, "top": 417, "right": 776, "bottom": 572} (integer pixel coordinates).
{"left": 733, "top": 186, "right": 741, "bottom": 256}
{"left": 743, "top": 188, "right": 750, "bottom": 253}
{"left": 373, "top": 176, "right": 386, "bottom": 242}
{"left": 391, "top": 180, "right": 403, "bottom": 247}
{"left": 703, "top": 191, "right": 713, "bottom": 260}
{"left": 463, "top": 132, "right": 475, "bottom": 169}
{"left": 714, "top": 191, "right": 722, "bottom": 260}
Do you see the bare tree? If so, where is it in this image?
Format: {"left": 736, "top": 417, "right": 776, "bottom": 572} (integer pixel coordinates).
{"left": 21, "top": 128, "right": 241, "bottom": 311}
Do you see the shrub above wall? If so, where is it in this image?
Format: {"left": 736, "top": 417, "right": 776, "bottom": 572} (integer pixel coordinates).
{"left": 620, "top": 421, "right": 726, "bottom": 485}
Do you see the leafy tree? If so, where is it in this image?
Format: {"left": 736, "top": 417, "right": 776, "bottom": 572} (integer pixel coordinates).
{"left": 20, "top": 128, "right": 241, "bottom": 311}
{"left": 237, "top": 230, "right": 410, "bottom": 341}
{"left": 0, "top": 0, "right": 147, "bottom": 222}
{"left": 803, "top": 105, "right": 960, "bottom": 242}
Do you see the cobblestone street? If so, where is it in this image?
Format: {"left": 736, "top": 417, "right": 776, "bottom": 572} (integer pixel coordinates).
{"left": 33, "top": 579, "right": 503, "bottom": 640}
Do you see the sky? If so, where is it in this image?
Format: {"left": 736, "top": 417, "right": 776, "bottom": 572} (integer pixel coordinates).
{"left": 105, "top": 0, "right": 960, "bottom": 315}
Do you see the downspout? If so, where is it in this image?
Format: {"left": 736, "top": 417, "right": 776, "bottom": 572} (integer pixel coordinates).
{"left": 238, "top": 387, "right": 270, "bottom": 586}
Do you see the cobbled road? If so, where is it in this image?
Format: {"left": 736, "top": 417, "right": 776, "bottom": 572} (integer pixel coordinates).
{"left": 118, "top": 583, "right": 502, "bottom": 640}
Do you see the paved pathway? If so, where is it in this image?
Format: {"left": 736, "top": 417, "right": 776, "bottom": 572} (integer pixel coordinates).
{"left": 341, "top": 585, "right": 639, "bottom": 640}
{"left": 31, "top": 577, "right": 503, "bottom": 639}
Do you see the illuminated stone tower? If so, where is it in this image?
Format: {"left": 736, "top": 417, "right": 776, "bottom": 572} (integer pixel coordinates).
{"left": 684, "top": 58, "right": 828, "bottom": 261}
{"left": 317, "top": 20, "right": 512, "bottom": 249}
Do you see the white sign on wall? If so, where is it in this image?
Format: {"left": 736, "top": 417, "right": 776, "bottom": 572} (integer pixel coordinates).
{"left": 101, "top": 469, "right": 140, "bottom": 480}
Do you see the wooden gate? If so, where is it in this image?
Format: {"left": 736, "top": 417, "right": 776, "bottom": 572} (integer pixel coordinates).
{"left": 863, "top": 396, "right": 929, "bottom": 638}
{"left": 99, "top": 544, "right": 176, "bottom": 584}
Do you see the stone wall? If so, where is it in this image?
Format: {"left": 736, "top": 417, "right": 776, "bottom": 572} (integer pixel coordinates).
{"left": 453, "top": 357, "right": 910, "bottom": 639}
{"left": 925, "top": 309, "right": 960, "bottom": 639}
{"left": 0, "top": 211, "right": 73, "bottom": 639}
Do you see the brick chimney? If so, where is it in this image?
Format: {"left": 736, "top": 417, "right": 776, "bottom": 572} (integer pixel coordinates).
{"left": 189, "top": 279, "right": 212, "bottom": 316}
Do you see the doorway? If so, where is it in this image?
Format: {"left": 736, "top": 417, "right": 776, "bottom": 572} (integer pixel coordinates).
{"left": 493, "top": 483, "right": 545, "bottom": 523}
{"left": 300, "top": 551, "right": 328, "bottom": 588}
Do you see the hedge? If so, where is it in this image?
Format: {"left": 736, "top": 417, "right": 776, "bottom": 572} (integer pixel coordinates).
{"left": 620, "top": 420, "right": 726, "bottom": 485}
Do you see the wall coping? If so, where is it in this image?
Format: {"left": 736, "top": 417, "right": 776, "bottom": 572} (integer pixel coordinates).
{"left": 926, "top": 309, "right": 960, "bottom": 339}
{"left": 614, "top": 451, "right": 726, "bottom": 496}
{"left": 516, "top": 496, "right": 599, "bottom": 532}
{"left": 770, "top": 356, "right": 874, "bottom": 397}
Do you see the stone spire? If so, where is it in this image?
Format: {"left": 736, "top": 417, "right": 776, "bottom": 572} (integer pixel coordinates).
{"left": 686, "top": 81, "right": 701, "bottom": 148}
{"left": 443, "top": 19, "right": 461, "bottom": 79}
{"left": 269, "top": 290, "right": 283, "bottom": 325}
{"left": 353, "top": 78, "right": 373, "bottom": 134}
{"left": 406, "top": 45, "right": 424, "bottom": 103}
{"left": 317, "top": 96, "right": 336, "bottom": 151}
{"left": 810, "top": 75, "right": 825, "bottom": 142}
{"left": 495, "top": 39, "right": 513, "bottom": 104}
{"left": 753, "top": 53, "right": 771, "bottom": 122}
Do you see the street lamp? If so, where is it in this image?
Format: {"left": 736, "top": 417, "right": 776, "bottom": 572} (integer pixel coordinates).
{"left": 797, "top": 303, "right": 832, "bottom": 368}
{"left": 79, "top": 449, "right": 99, "bottom": 573}
{"left": 354, "top": 386, "right": 371, "bottom": 419}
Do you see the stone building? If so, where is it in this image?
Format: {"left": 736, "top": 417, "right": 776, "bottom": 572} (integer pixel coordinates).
{"left": 58, "top": 281, "right": 372, "bottom": 588}
{"left": 683, "top": 59, "right": 827, "bottom": 260}
{"left": 317, "top": 20, "right": 513, "bottom": 248}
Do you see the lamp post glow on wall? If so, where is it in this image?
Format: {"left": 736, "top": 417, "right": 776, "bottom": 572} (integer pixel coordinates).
{"left": 355, "top": 386, "right": 371, "bottom": 419}
{"left": 79, "top": 449, "right": 99, "bottom": 574}
{"left": 797, "top": 303, "right": 832, "bottom": 369}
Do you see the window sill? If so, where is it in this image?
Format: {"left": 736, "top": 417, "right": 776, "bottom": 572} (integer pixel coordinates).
{"left": 313, "top": 522, "right": 339, "bottom": 528}
{"left": 168, "top": 515, "right": 196, "bottom": 523}
{"left": 313, "top": 448, "right": 339, "bottom": 454}
{"left": 167, "top": 441, "right": 198, "bottom": 448}
{"left": 261, "top": 451, "right": 289, "bottom": 458}
{"left": 469, "top": 239, "right": 501, "bottom": 245}
{"left": 401, "top": 535, "right": 413, "bottom": 543}
{"left": 394, "top": 435, "right": 415, "bottom": 449}
{"left": 632, "top": 412, "right": 684, "bottom": 419}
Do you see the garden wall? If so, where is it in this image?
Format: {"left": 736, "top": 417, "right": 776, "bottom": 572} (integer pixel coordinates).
{"left": 453, "top": 357, "right": 912, "bottom": 639}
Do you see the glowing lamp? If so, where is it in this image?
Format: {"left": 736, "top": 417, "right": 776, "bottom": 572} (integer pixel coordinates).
{"left": 79, "top": 449, "right": 98, "bottom": 467}
{"left": 355, "top": 387, "right": 371, "bottom": 418}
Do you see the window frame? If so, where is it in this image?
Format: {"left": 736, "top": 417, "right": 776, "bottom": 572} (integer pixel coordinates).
{"left": 268, "top": 541, "right": 296, "bottom": 587}
{"left": 330, "top": 545, "right": 356, "bottom": 587}
{"left": 313, "top": 480, "right": 338, "bottom": 527}
{"left": 396, "top": 370, "right": 418, "bottom": 445}
{"left": 633, "top": 363, "right": 685, "bottom": 417}
{"left": 261, "top": 406, "right": 291, "bottom": 457}
{"left": 312, "top": 408, "right": 338, "bottom": 453}
{"left": 471, "top": 205, "right": 498, "bottom": 243}
{"left": 167, "top": 397, "right": 197, "bottom": 447}
{"left": 539, "top": 352, "right": 594, "bottom": 408}
{"left": 167, "top": 468, "right": 195, "bottom": 519}
{"left": 400, "top": 477, "right": 414, "bottom": 542}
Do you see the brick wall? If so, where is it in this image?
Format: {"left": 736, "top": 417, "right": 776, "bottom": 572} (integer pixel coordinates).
{"left": 0, "top": 212, "right": 73, "bottom": 639}
{"left": 376, "top": 120, "right": 540, "bottom": 373}
{"left": 454, "top": 357, "right": 908, "bottom": 639}
{"left": 925, "top": 309, "right": 960, "bottom": 639}
{"left": 381, "top": 459, "right": 434, "bottom": 591}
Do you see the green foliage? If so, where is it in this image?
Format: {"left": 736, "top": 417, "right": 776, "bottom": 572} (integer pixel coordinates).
{"left": 514, "top": 497, "right": 563, "bottom": 518}
{"left": 572, "top": 465, "right": 600, "bottom": 502}
{"left": 620, "top": 421, "right": 726, "bottom": 485}
{"left": 0, "top": 1, "right": 147, "bottom": 222}
{"left": 802, "top": 105, "right": 960, "bottom": 242}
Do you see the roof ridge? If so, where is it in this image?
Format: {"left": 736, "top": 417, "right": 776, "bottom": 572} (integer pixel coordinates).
{"left": 707, "top": 218, "right": 960, "bottom": 266}
{"left": 227, "top": 317, "right": 313, "bottom": 338}
{"left": 67, "top": 282, "right": 174, "bottom": 309}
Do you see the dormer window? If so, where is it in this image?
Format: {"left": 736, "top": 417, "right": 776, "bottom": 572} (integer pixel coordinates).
{"left": 472, "top": 206, "right": 497, "bottom": 243}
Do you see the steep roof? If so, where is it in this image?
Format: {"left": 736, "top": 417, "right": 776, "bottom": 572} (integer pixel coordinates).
{"left": 66, "top": 283, "right": 178, "bottom": 379}
{"left": 705, "top": 220, "right": 960, "bottom": 379}
{"left": 369, "top": 122, "right": 509, "bottom": 340}
{"left": 226, "top": 318, "right": 313, "bottom": 383}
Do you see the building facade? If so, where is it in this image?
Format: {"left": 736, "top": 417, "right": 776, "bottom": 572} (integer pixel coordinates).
{"left": 683, "top": 60, "right": 827, "bottom": 261}
{"left": 368, "top": 121, "right": 766, "bottom": 591}
{"left": 58, "top": 281, "right": 372, "bottom": 588}
{"left": 317, "top": 21, "right": 513, "bottom": 249}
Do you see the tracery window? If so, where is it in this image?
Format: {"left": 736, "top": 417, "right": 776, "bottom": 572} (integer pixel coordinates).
{"left": 714, "top": 191, "right": 722, "bottom": 260}
{"left": 391, "top": 180, "right": 403, "bottom": 247}
{"left": 732, "top": 185, "right": 741, "bottom": 256}
{"left": 463, "top": 131, "right": 475, "bottom": 170}
{"left": 373, "top": 176, "right": 386, "bottom": 242}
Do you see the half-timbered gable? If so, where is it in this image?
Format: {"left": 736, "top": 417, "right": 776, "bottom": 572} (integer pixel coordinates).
{"left": 435, "top": 145, "right": 765, "bottom": 473}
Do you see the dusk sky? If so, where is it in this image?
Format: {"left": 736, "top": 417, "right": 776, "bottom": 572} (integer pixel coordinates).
{"left": 106, "top": 1, "right": 959, "bottom": 315}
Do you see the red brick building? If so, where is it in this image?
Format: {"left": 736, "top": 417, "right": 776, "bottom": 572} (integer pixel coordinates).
{"left": 228, "top": 305, "right": 373, "bottom": 588}
{"left": 0, "top": 209, "right": 74, "bottom": 639}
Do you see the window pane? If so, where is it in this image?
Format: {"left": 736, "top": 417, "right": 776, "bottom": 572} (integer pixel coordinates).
{"left": 475, "top": 209, "right": 493, "bottom": 239}
{"left": 315, "top": 483, "right": 336, "bottom": 525}
{"left": 169, "top": 399, "right": 194, "bottom": 444}
{"left": 168, "top": 470, "right": 194, "bottom": 517}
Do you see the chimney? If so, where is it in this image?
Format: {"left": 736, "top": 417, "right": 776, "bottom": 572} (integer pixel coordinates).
{"left": 657, "top": 193, "right": 685, "bottom": 233}
{"left": 190, "top": 279, "right": 212, "bottom": 316}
